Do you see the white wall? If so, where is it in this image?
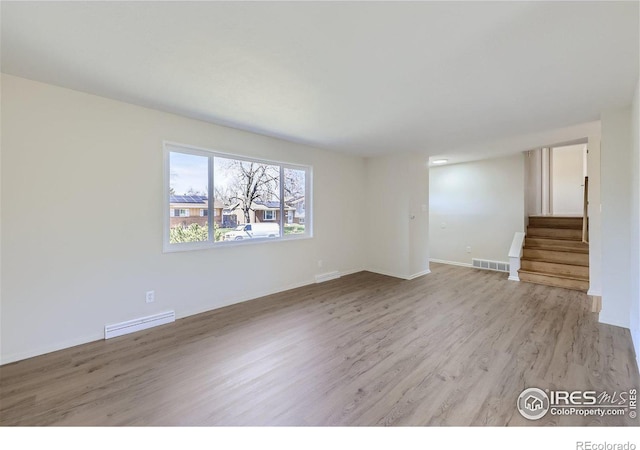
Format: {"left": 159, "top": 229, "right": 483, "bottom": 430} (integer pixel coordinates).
{"left": 524, "top": 149, "right": 542, "bottom": 220}
{"left": 629, "top": 78, "right": 640, "bottom": 364}
{"left": 551, "top": 144, "right": 586, "bottom": 215}
{"left": 408, "top": 154, "right": 430, "bottom": 277}
{"left": 587, "top": 135, "right": 603, "bottom": 297}
{"left": 0, "top": 74, "right": 367, "bottom": 364}
{"left": 600, "top": 106, "right": 632, "bottom": 329}
{"left": 429, "top": 154, "right": 525, "bottom": 266}
{"left": 430, "top": 121, "right": 601, "bottom": 166}
{"left": 364, "top": 154, "right": 430, "bottom": 279}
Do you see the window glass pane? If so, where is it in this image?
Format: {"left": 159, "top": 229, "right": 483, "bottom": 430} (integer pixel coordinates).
{"left": 284, "top": 167, "right": 306, "bottom": 235}
{"left": 214, "top": 156, "right": 281, "bottom": 241}
{"left": 169, "top": 151, "right": 209, "bottom": 243}
{"left": 165, "top": 143, "right": 310, "bottom": 250}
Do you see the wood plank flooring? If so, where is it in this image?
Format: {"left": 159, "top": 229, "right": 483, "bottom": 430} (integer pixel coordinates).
{"left": 1, "top": 263, "right": 638, "bottom": 426}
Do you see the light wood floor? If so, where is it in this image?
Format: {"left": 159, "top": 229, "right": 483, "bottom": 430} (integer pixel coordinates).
{"left": 1, "top": 263, "right": 638, "bottom": 426}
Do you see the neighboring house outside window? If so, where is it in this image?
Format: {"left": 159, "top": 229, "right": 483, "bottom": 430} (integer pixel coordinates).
{"left": 288, "top": 197, "right": 306, "bottom": 225}
{"left": 166, "top": 142, "right": 311, "bottom": 250}
{"left": 227, "top": 201, "right": 296, "bottom": 225}
{"left": 169, "top": 195, "right": 225, "bottom": 230}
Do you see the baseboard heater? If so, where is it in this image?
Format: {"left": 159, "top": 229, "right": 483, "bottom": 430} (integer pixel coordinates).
{"left": 105, "top": 310, "right": 175, "bottom": 339}
{"left": 315, "top": 271, "right": 341, "bottom": 283}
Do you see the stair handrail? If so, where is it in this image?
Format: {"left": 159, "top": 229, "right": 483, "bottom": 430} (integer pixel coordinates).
{"left": 582, "top": 176, "right": 589, "bottom": 244}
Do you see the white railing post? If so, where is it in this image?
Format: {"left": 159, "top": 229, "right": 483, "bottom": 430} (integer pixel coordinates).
{"left": 508, "top": 232, "right": 526, "bottom": 281}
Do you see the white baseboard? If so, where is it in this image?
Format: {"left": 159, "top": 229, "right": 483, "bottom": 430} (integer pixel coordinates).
{"left": 365, "top": 267, "right": 431, "bottom": 281}
{"left": 175, "top": 277, "right": 317, "bottom": 322}
{"left": 341, "top": 268, "right": 365, "bottom": 277}
{"left": 429, "top": 258, "right": 473, "bottom": 268}
{"left": 508, "top": 275, "right": 520, "bottom": 281}
{"left": 365, "top": 268, "right": 408, "bottom": 280}
{"left": 172, "top": 269, "right": 365, "bottom": 325}
{"left": 407, "top": 269, "right": 431, "bottom": 280}
{"left": 0, "top": 266, "right": 397, "bottom": 366}
{"left": 2, "top": 275, "right": 323, "bottom": 366}
{"left": 0, "top": 332, "right": 104, "bottom": 366}
{"left": 587, "top": 288, "right": 602, "bottom": 296}
{"left": 315, "top": 271, "right": 341, "bottom": 283}
{"left": 177, "top": 266, "right": 363, "bottom": 323}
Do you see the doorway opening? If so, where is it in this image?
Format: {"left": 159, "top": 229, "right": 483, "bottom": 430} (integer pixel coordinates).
{"left": 525, "top": 140, "right": 588, "bottom": 218}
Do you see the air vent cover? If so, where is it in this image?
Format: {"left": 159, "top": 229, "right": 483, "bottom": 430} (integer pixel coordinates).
{"left": 472, "top": 258, "right": 510, "bottom": 273}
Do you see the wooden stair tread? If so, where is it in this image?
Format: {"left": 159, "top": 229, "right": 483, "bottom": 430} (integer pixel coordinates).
{"left": 528, "top": 215, "right": 584, "bottom": 221}
{"left": 522, "top": 257, "right": 589, "bottom": 267}
{"left": 518, "top": 270, "right": 589, "bottom": 292}
{"left": 525, "top": 247, "right": 589, "bottom": 254}
{"left": 524, "top": 245, "right": 589, "bottom": 254}
{"left": 525, "top": 237, "right": 588, "bottom": 247}
{"left": 522, "top": 249, "right": 589, "bottom": 267}
{"left": 528, "top": 217, "right": 584, "bottom": 230}
{"left": 520, "top": 257, "right": 588, "bottom": 265}
{"left": 526, "top": 227, "right": 583, "bottom": 240}
{"left": 520, "top": 259, "right": 589, "bottom": 278}
{"left": 518, "top": 268, "right": 588, "bottom": 281}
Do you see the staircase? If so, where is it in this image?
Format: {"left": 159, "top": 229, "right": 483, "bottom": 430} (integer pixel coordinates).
{"left": 518, "top": 216, "right": 589, "bottom": 291}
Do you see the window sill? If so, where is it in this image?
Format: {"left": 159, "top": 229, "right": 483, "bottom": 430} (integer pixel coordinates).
{"left": 163, "top": 233, "right": 313, "bottom": 253}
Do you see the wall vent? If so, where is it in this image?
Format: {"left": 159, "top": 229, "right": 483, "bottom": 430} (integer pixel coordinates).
{"left": 105, "top": 310, "right": 175, "bottom": 339}
{"left": 472, "top": 259, "right": 510, "bottom": 273}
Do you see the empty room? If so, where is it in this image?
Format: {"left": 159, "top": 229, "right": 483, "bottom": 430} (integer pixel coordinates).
{"left": 1, "top": 1, "right": 639, "bottom": 446}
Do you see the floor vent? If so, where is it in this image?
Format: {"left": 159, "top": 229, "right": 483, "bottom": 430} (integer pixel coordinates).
{"left": 105, "top": 311, "right": 175, "bottom": 339}
{"left": 472, "top": 259, "right": 510, "bottom": 273}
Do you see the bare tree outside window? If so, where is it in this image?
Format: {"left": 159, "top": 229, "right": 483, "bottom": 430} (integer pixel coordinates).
{"left": 284, "top": 167, "right": 306, "bottom": 235}
{"left": 214, "top": 157, "right": 279, "bottom": 224}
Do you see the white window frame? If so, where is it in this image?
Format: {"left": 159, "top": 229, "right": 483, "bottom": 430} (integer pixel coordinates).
{"left": 263, "top": 210, "right": 276, "bottom": 221}
{"left": 163, "top": 141, "right": 312, "bottom": 252}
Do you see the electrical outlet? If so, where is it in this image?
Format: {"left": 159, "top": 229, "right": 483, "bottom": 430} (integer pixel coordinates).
{"left": 318, "top": 260, "right": 323, "bottom": 268}
{"left": 146, "top": 290, "right": 155, "bottom": 303}
{"left": 466, "top": 246, "right": 472, "bottom": 253}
